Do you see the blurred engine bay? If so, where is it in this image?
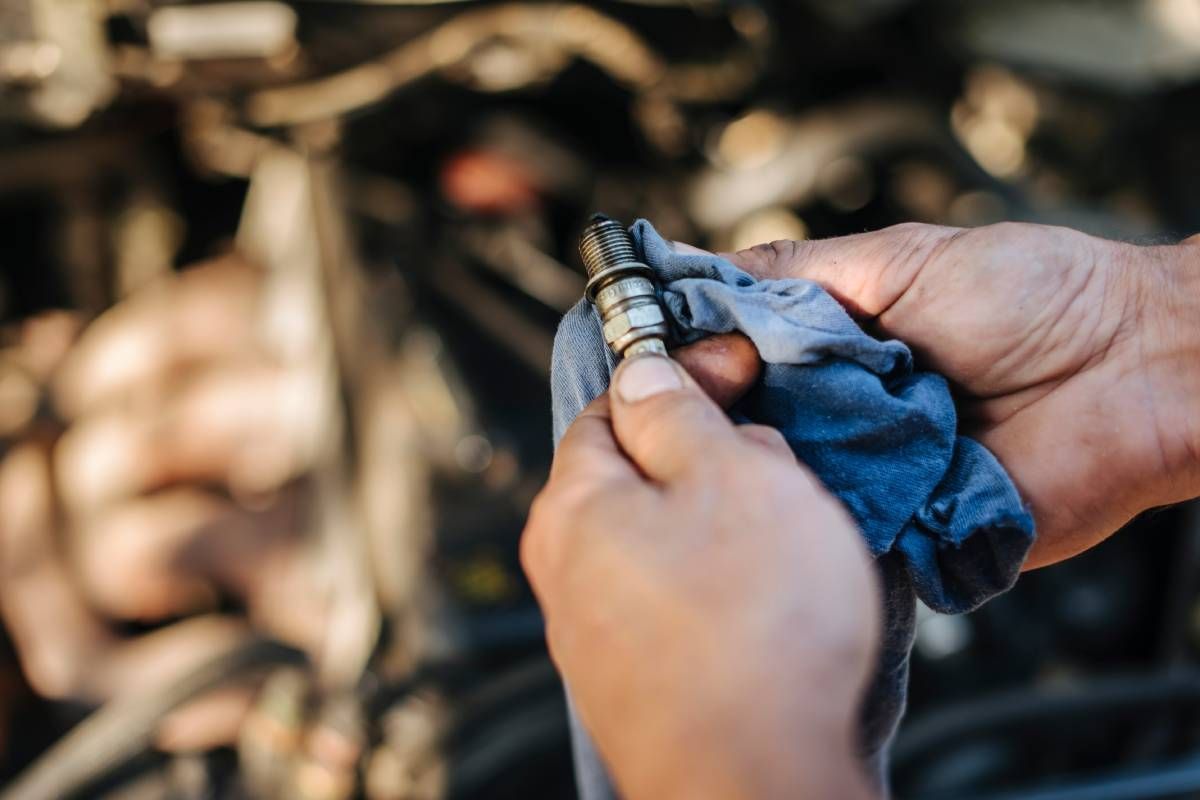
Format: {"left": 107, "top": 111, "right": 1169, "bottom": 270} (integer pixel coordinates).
{"left": 2, "top": 0, "right": 1200, "bottom": 797}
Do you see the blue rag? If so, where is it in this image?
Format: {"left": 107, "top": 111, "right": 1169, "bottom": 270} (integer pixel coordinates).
{"left": 550, "top": 220, "right": 1035, "bottom": 797}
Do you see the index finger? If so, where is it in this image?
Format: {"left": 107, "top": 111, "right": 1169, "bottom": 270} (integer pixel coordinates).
{"left": 720, "top": 224, "right": 963, "bottom": 320}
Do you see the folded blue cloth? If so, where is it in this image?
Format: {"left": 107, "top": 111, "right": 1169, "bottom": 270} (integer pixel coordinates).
{"left": 550, "top": 220, "right": 1036, "bottom": 796}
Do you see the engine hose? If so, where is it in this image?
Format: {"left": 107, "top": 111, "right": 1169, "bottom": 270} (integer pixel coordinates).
{"left": 893, "top": 670, "right": 1200, "bottom": 768}
{"left": 1, "top": 638, "right": 305, "bottom": 800}
{"left": 956, "top": 755, "right": 1200, "bottom": 800}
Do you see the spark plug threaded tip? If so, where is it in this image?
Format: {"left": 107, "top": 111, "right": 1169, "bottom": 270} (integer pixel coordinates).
{"left": 579, "top": 214, "right": 639, "bottom": 283}
{"left": 578, "top": 214, "right": 669, "bottom": 358}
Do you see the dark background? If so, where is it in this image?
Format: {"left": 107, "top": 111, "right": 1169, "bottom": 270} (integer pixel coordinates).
{"left": 3, "top": 0, "right": 1200, "bottom": 797}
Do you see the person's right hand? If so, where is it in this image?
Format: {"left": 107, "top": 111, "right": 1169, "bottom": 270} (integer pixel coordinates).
{"left": 522, "top": 352, "right": 879, "bottom": 800}
{"left": 706, "top": 222, "right": 1200, "bottom": 568}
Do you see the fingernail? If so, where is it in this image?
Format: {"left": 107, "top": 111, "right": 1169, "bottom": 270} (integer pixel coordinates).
{"left": 616, "top": 356, "right": 682, "bottom": 403}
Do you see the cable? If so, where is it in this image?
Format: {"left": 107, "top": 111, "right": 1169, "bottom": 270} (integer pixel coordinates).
{"left": 244, "top": 3, "right": 758, "bottom": 127}
{"left": 1, "top": 638, "right": 305, "bottom": 800}
{"left": 892, "top": 671, "right": 1200, "bottom": 768}
{"left": 447, "top": 699, "right": 569, "bottom": 798}
{"left": 960, "top": 756, "right": 1200, "bottom": 800}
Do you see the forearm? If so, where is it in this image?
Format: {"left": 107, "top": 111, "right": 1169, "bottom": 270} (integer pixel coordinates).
{"left": 1122, "top": 236, "right": 1200, "bottom": 500}
{"left": 1145, "top": 234, "right": 1200, "bottom": 376}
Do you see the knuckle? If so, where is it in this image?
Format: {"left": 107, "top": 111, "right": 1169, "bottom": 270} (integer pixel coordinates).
{"left": 883, "top": 220, "right": 934, "bottom": 237}
{"left": 523, "top": 513, "right": 547, "bottom": 575}
{"left": 876, "top": 221, "right": 965, "bottom": 282}
{"left": 750, "top": 424, "right": 789, "bottom": 449}
{"left": 554, "top": 480, "right": 605, "bottom": 518}
{"left": 622, "top": 397, "right": 720, "bottom": 468}
{"left": 731, "top": 246, "right": 768, "bottom": 274}
{"left": 979, "top": 220, "right": 1031, "bottom": 239}
{"left": 765, "top": 238, "right": 799, "bottom": 265}
{"left": 520, "top": 489, "right": 564, "bottom": 575}
{"left": 881, "top": 221, "right": 960, "bottom": 252}
{"left": 517, "top": 523, "right": 542, "bottom": 583}
{"left": 735, "top": 239, "right": 802, "bottom": 279}
{"left": 882, "top": 221, "right": 958, "bottom": 243}
{"left": 702, "top": 447, "right": 760, "bottom": 488}
{"left": 763, "top": 427, "right": 789, "bottom": 448}
{"left": 523, "top": 489, "right": 553, "bottom": 535}
{"left": 734, "top": 237, "right": 801, "bottom": 278}
{"left": 521, "top": 477, "right": 611, "bottom": 574}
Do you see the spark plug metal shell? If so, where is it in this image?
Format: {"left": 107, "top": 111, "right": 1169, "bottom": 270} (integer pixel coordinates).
{"left": 578, "top": 214, "right": 669, "bottom": 358}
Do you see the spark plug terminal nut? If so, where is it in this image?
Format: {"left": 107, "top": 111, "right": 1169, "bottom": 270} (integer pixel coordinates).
{"left": 578, "top": 214, "right": 670, "bottom": 358}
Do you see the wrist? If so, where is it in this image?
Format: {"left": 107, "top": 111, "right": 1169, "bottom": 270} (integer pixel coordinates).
{"left": 606, "top": 674, "right": 872, "bottom": 800}
{"left": 1122, "top": 237, "right": 1200, "bottom": 494}
{"left": 652, "top": 717, "right": 871, "bottom": 800}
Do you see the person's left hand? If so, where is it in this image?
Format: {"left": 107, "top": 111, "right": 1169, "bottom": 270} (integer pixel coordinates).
{"left": 521, "top": 345, "right": 879, "bottom": 800}
{"left": 691, "top": 225, "right": 1200, "bottom": 569}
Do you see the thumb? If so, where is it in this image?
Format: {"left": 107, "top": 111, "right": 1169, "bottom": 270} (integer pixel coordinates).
{"left": 609, "top": 354, "right": 742, "bottom": 483}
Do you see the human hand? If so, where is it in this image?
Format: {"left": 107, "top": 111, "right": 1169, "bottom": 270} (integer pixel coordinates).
{"left": 0, "top": 257, "right": 332, "bottom": 751}
{"left": 521, "top": 347, "right": 879, "bottom": 800}
{"left": 695, "top": 223, "right": 1200, "bottom": 569}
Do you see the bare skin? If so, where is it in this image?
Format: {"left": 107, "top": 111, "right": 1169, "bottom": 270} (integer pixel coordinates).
{"left": 523, "top": 222, "right": 1200, "bottom": 797}
{"left": 522, "top": 352, "right": 878, "bottom": 800}
{"left": 715, "top": 223, "right": 1200, "bottom": 568}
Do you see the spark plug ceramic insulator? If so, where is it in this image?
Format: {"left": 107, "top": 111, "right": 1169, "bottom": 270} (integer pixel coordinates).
{"left": 578, "top": 214, "right": 670, "bottom": 358}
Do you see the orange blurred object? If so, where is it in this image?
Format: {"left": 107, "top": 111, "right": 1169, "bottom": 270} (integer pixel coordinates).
{"left": 439, "top": 150, "right": 541, "bottom": 215}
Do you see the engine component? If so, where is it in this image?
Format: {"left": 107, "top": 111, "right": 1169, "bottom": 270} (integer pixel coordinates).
{"left": 578, "top": 214, "right": 669, "bottom": 359}
{"left": 3, "top": 1, "right": 1200, "bottom": 797}
{"left": 0, "top": 0, "right": 114, "bottom": 127}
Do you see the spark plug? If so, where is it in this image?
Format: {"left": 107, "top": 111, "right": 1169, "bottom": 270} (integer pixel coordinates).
{"left": 578, "top": 214, "right": 669, "bottom": 358}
